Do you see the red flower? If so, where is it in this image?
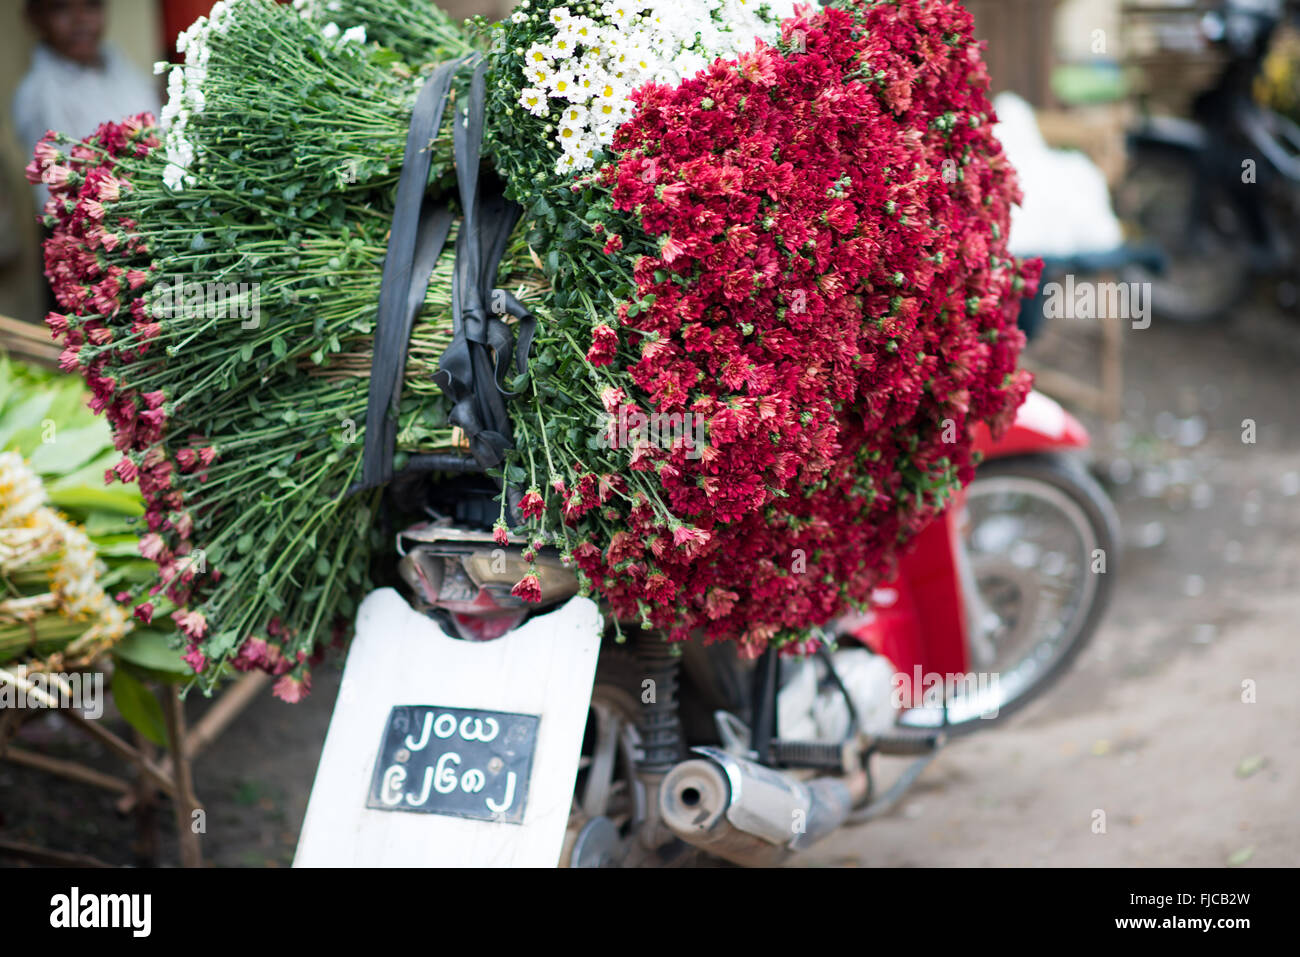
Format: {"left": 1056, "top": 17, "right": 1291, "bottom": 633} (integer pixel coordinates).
{"left": 586, "top": 324, "right": 619, "bottom": 367}
{"left": 273, "top": 670, "right": 312, "bottom": 703}
{"left": 113, "top": 456, "right": 138, "bottom": 483}
{"left": 138, "top": 532, "right": 167, "bottom": 561}
{"left": 520, "top": 488, "right": 545, "bottom": 519}
{"left": 173, "top": 609, "right": 208, "bottom": 640}
{"left": 232, "top": 636, "right": 270, "bottom": 672}
{"left": 182, "top": 644, "right": 208, "bottom": 674}
{"left": 511, "top": 573, "right": 542, "bottom": 603}
{"left": 671, "top": 524, "right": 711, "bottom": 557}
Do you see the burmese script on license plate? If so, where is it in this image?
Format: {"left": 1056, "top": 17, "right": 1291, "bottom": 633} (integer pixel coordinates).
{"left": 367, "top": 705, "right": 539, "bottom": 824}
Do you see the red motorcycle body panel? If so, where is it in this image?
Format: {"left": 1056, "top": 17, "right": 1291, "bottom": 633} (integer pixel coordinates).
{"left": 973, "top": 389, "right": 1089, "bottom": 461}
{"left": 850, "top": 390, "right": 1086, "bottom": 675}
{"left": 852, "top": 504, "right": 970, "bottom": 676}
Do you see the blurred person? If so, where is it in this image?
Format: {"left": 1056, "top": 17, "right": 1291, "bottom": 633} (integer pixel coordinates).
{"left": 12, "top": 0, "right": 159, "bottom": 209}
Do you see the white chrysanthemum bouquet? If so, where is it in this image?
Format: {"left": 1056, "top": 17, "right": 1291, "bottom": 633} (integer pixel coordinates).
{"left": 513, "top": 0, "right": 796, "bottom": 172}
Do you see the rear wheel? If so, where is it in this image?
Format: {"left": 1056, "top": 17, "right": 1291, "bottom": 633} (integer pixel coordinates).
{"left": 560, "top": 648, "right": 702, "bottom": 867}
{"left": 561, "top": 649, "right": 645, "bottom": 866}
{"left": 897, "top": 454, "right": 1119, "bottom": 733}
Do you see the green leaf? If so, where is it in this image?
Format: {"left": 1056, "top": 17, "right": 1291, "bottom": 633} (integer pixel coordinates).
{"left": 111, "top": 667, "right": 169, "bottom": 748}
{"left": 83, "top": 512, "right": 136, "bottom": 536}
{"left": 113, "top": 629, "right": 188, "bottom": 678}
{"left": 206, "top": 630, "right": 238, "bottom": 658}
{"left": 45, "top": 449, "right": 123, "bottom": 503}
{"left": 0, "top": 392, "right": 57, "bottom": 451}
{"left": 1236, "top": 754, "right": 1267, "bottom": 778}
{"left": 87, "top": 533, "right": 148, "bottom": 557}
{"left": 28, "top": 423, "right": 112, "bottom": 475}
{"left": 46, "top": 484, "right": 144, "bottom": 517}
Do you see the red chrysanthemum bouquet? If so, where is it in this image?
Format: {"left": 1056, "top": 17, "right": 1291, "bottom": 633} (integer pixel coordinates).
{"left": 491, "top": 0, "right": 1039, "bottom": 653}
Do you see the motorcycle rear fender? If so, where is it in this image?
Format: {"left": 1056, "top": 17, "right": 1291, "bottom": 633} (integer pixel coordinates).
{"left": 973, "top": 390, "right": 1089, "bottom": 461}
{"left": 295, "top": 589, "right": 602, "bottom": 867}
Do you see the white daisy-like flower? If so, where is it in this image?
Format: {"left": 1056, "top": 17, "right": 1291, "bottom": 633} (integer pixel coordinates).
{"left": 551, "top": 32, "right": 580, "bottom": 58}
{"left": 520, "top": 87, "right": 550, "bottom": 116}
{"left": 556, "top": 124, "right": 586, "bottom": 152}
{"left": 568, "top": 16, "right": 598, "bottom": 43}
{"left": 601, "top": 1, "right": 635, "bottom": 27}
{"left": 525, "top": 43, "right": 554, "bottom": 66}
{"left": 558, "top": 103, "right": 588, "bottom": 125}
{"left": 546, "top": 69, "right": 577, "bottom": 97}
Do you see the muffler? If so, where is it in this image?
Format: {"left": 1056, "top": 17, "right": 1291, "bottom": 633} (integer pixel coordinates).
{"left": 658, "top": 746, "right": 867, "bottom": 867}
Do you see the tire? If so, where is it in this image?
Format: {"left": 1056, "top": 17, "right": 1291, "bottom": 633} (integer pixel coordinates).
{"left": 562, "top": 646, "right": 702, "bottom": 867}
{"left": 898, "top": 453, "right": 1119, "bottom": 735}
{"left": 1113, "top": 147, "right": 1250, "bottom": 324}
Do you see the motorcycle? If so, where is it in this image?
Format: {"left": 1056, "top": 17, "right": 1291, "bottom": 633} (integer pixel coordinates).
{"left": 294, "top": 387, "right": 1118, "bottom": 867}
{"left": 1117, "top": 0, "right": 1300, "bottom": 322}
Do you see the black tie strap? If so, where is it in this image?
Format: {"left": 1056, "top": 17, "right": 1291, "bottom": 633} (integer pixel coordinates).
{"left": 353, "top": 55, "right": 535, "bottom": 493}
{"left": 433, "top": 58, "right": 536, "bottom": 472}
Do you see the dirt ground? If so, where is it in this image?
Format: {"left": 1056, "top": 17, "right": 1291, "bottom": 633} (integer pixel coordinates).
{"left": 2, "top": 295, "right": 1298, "bottom": 868}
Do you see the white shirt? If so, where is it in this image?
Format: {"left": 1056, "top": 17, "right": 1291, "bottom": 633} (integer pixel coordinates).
{"left": 12, "top": 44, "right": 160, "bottom": 208}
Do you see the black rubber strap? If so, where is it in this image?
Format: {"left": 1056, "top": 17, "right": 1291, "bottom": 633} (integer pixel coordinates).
{"left": 355, "top": 54, "right": 537, "bottom": 492}
{"left": 432, "top": 59, "right": 536, "bottom": 471}
{"left": 355, "top": 57, "right": 464, "bottom": 493}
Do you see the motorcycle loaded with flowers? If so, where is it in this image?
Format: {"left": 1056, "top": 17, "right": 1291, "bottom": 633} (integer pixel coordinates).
{"left": 31, "top": 0, "right": 1117, "bottom": 866}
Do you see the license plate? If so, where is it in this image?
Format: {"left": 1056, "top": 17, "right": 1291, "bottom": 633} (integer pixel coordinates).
{"left": 366, "top": 705, "right": 539, "bottom": 824}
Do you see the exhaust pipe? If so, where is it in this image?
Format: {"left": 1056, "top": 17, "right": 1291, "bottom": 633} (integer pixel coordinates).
{"left": 658, "top": 747, "right": 867, "bottom": 867}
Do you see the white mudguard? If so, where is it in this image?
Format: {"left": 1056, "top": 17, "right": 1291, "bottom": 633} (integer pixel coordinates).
{"left": 294, "top": 588, "right": 603, "bottom": 867}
